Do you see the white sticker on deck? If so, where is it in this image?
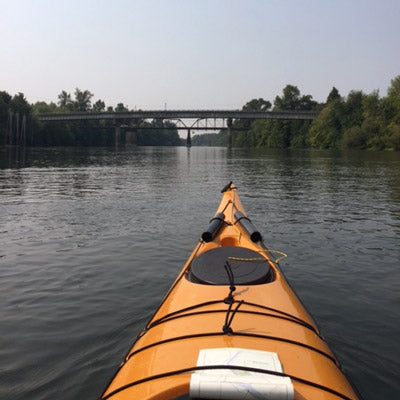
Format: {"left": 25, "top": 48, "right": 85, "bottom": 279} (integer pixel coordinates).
{"left": 189, "top": 348, "right": 294, "bottom": 400}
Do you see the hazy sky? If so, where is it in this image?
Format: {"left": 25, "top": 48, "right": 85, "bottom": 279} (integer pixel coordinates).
{"left": 1, "top": 0, "right": 399, "bottom": 110}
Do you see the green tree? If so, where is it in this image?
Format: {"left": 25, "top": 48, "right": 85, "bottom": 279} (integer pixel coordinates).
{"left": 342, "top": 126, "right": 365, "bottom": 149}
{"left": 57, "top": 90, "right": 73, "bottom": 111}
{"left": 308, "top": 100, "right": 344, "bottom": 149}
{"left": 274, "top": 85, "right": 317, "bottom": 111}
{"left": 384, "top": 122, "right": 400, "bottom": 150}
{"left": 360, "top": 91, "right": 385, "bottom": 149}
{"left": 0, "top": 91, "right": 12, "bottom": 144}
{"left": 384, "top": 76, "right": 400, "bottom": 124}
{"left": 232, "top": 98, "right": 272, "bottom": 146}
{"left": 342, "top": 90, "right": 364, "bottom": 129}
{"left": 114, "top": 102, "right": 129, "bottom": 112}
{"left": 387, "top": 75, "right": 400, "bottom": 98}
{"left": 92, "top": 99, "right": 106, "bottom": 112}
{"left": 274, "top": 85, "right": 301, "bottom": 110}
{"left": 327, "top": 87, "right": 341, "bottom": 104}
{"left": 32, "top": 101, "right": 58, "bottom": 114}
{"left": 73, "top": 88, "right": 93, "bottom": 112}
{"left": 271, "top": 85, "right": 318, "bottom": 147}
{"left": 382, "top": 76, "right": 400, "bottom": 149}
{"left": 11, "top": 92, "right": 31, "bottom": 115}
{"left": 30, "top": 101, "right": 74, "bottom": 146}
{"left": 242, "top": 98, "right": 272, "bottom": 111}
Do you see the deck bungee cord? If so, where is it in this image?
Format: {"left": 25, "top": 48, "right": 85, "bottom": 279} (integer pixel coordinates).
{"left": 125, "top": 330, "right": 338, "bottom": 366}
{"left": 101, "top": 364, "right": 355, "bottom": 400}
{"left": 146, "top": 307, "right": 323, "bottom": 337}
{"left": 221, "top": 263, "right": 240, "bottom": 335}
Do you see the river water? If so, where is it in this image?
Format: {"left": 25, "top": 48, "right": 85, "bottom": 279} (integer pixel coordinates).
{"left": 0, "top": 146, "right": 399, "bottom": 399}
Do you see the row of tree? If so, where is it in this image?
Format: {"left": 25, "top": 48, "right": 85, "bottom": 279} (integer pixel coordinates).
{"left": 0, "top": 88, "right": 182, "bottom": 146}
{"left": 2, "top": 76, "right": 400, "bottom": 149}
{"left": 194, "top": 75, "right": 400, "bottom": 151}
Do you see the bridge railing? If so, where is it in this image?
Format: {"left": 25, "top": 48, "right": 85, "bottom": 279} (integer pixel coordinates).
{"left": 37, "top": 109, "right": 318, "bottom": 122}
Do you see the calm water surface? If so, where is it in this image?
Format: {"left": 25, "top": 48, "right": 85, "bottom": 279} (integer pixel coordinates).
{"left": 0, "top": 146, "right": 399, "bottom": 399}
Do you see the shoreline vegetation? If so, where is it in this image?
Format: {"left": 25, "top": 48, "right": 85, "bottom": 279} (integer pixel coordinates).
{"left": 1, "top": 75, "right": 399, "bottom": 150}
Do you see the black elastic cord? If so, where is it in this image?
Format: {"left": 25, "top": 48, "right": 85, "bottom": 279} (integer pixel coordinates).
{"left": 241, "top": 300, "right": 320, "bottom": 334}
{"left": 148, "top": 299, "right": 320, "bottom": 337}
{"left": 148, "top": 300, "right": 222, "bottom": 329}
{"left": 223, "top": 261, "right": 236, "bottom": 304}
{"left": 125, "top": 331, "right": 337, "bottom": 365}
{"left": 147, "top": 308, "right": 324, "bottom": 339}
{"left": 223, "top": 300, "right": 243, "bottom": 334}
{"left": 233, "top": 214, "right": 251, "bottom": 224}
{"left": 222, "top": 302, "right": 233, "bottom": 334}
{"left": 101, "top": 364, "right": 356, "bottom": 400}
{"left": 222, "top": 261, "right": 239, "bottom": 333}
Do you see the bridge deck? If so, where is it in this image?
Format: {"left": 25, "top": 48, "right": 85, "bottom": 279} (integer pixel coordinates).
{"left": 37, "top": 110, "right": 317, "bottom": 122}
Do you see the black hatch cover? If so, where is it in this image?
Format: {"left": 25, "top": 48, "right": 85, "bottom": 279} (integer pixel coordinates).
{"left": 189, "top": 246, "right": 273, "bottom": 285}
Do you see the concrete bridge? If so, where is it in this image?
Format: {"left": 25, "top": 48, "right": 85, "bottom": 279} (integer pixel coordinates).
{"left": 37, "top": 109, "right": 318, "bottom": 147}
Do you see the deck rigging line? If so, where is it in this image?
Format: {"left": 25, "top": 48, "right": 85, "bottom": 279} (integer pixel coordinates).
{"left": 125, "top": 331, "right": 337, "bottom": 366}
{"left": 147, "top": 299, "right": 321, "bottom": 337}
{"left": 101, "top": 364, "right": 355, "bottom": 400}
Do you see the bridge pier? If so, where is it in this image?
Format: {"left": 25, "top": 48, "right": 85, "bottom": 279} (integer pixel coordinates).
{"left": 115, "top": 125, "right": 121, "bottom": 147}
{"left": 186, "top": 129, "right": 191, "bottom": 147}
{"left": 125, "top": 130, "right": 137, "bottom": 146}
{"left": 6, "top": 110, "right": 27, "bottom": 146}
{"left": 227, "top": 118, "right": 233, "bottom": 148}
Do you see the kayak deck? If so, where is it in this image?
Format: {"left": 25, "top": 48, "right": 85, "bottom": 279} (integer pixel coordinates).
{"left": 101, "top": 185, "right": 359, "bottom": 400}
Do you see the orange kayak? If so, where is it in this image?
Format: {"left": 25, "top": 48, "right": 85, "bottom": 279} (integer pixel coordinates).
{"left": 101, "top": 183, "right": 360, "bottom": 400}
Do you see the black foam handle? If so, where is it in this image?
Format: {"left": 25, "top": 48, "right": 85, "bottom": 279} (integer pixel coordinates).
{"left": 201, "top": 213, "right": 225, "bottom": 242}
{"left": 234, "top": 211, "right": 262, "bottom": 243}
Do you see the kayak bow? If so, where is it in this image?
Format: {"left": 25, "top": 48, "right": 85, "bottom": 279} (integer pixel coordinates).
{"left": 101, "top": 183, "right": 360, "bottom": 400}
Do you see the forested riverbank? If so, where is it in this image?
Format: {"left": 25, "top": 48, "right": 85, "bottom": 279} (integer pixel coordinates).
{"left": 1, "top": 75, "right": 399, "bottom": 149}
{"left": 0, "top": 89, "right": 182, "bottom": 147}
{"left": 197, "top": 75, "right": 400, "bottom": 151}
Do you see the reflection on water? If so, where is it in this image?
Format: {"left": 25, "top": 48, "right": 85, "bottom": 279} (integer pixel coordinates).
{"left": 0, "top": 146, "right": 399, "bottom": 399}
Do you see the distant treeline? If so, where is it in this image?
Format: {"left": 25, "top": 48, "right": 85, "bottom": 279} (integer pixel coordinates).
{"left": 193, "top": 75, "right": 400, "bottom": 151}
{"left": 1, "top": 76, "right": 400, "bottom": 150}
{"left": 0, "top": 89, "right": 182, "bottom": 146}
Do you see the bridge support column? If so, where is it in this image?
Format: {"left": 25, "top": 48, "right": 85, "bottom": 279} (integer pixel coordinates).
{"left": 186, "top": 129, "right": 191, "bottom": 147}
{"left": 6, "top": 111, "right": 27, "bottom": 147}
{"left": 125, "top": 130, "right": 137, "bottom": 146}
{"left": 227, "top": 118, "right": 233, "bottom": 148}
{"left": 7, "top": 110, "right": 13, "bottom": 145}
{"left": 115, "top": 125, "right": 121, "bottom": 147}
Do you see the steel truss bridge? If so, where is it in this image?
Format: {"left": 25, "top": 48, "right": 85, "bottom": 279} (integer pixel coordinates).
{"left": 37, "top": 109, "right": 318, "bottom": 147}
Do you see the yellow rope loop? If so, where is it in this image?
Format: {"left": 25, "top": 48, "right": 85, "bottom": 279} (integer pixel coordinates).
{"left": 227, "top": 257, "right": 265, "bottom": 262}
{"left": 228, "top": 251, "right": 287, "bottom": 265}
{"left": 267, "top": 250, "right": 288, "bottom": 265}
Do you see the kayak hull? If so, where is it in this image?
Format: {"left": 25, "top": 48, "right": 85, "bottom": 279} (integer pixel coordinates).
{"left": 101, "top": 185, "right": 359, "bottom": 400}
